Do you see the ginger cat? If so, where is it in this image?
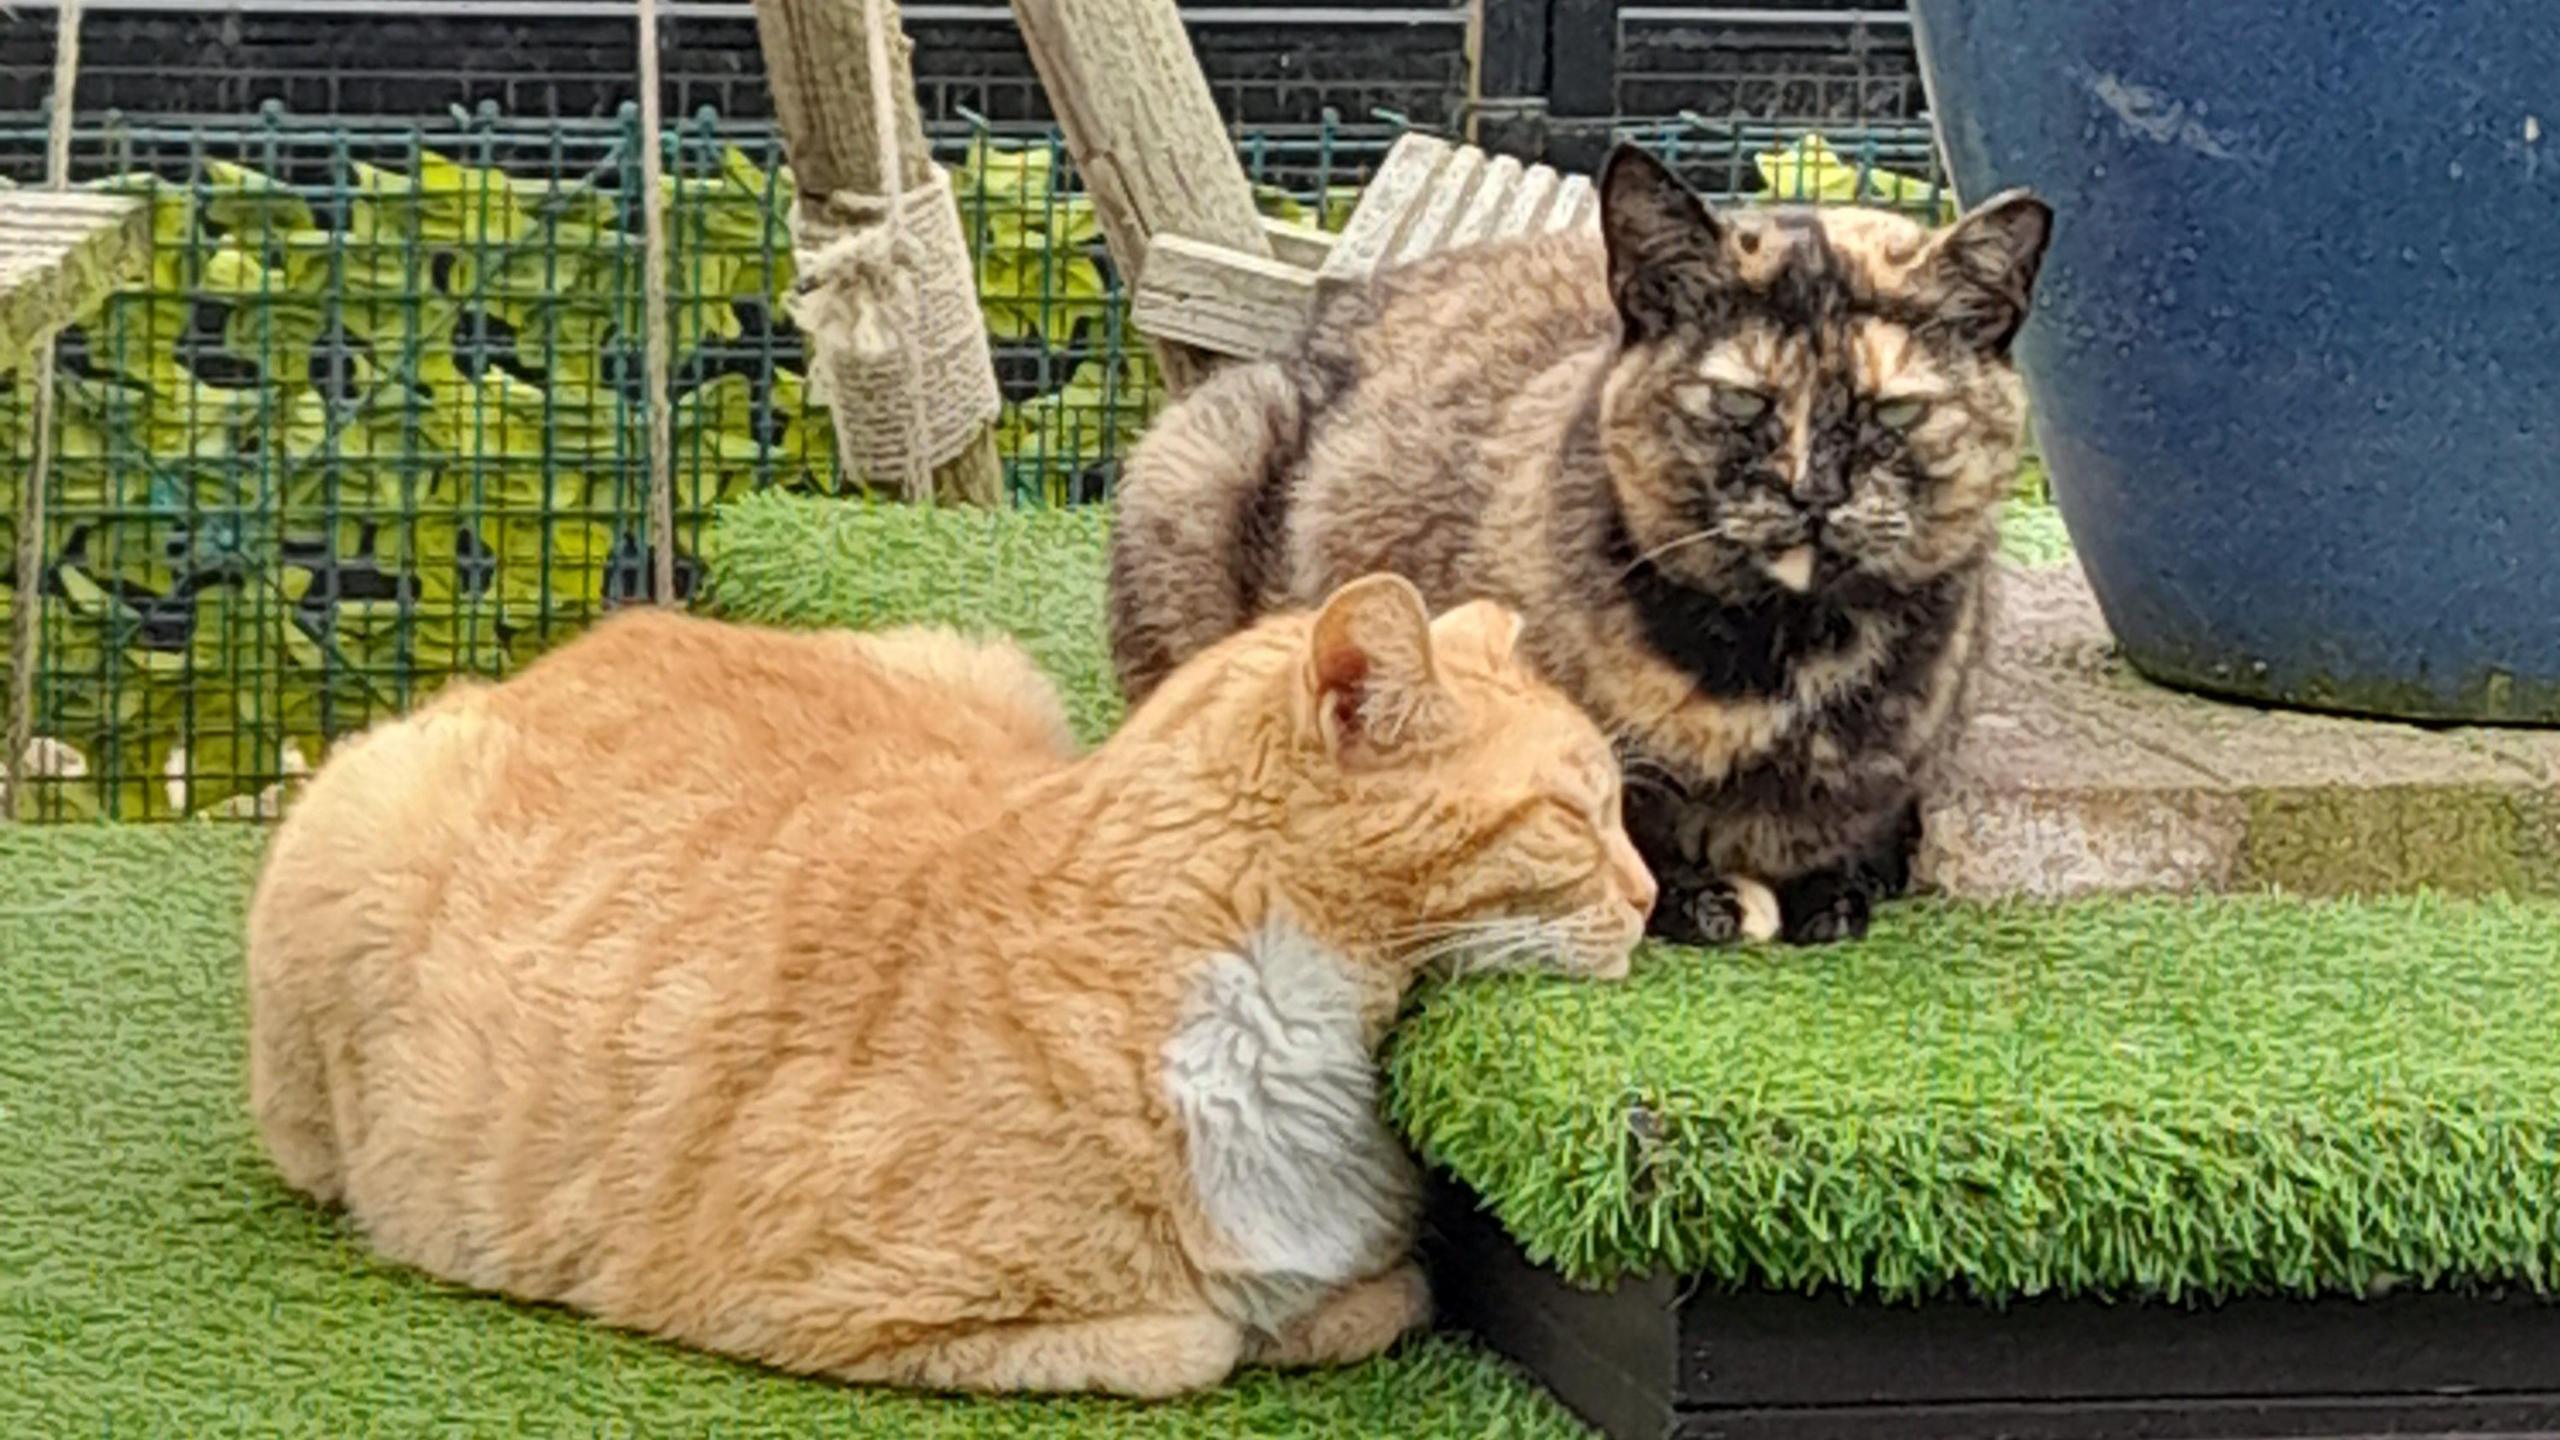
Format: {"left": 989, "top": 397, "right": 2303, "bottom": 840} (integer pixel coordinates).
{"left": 246, "top": 573, "right": 1654, "bottom": 1398}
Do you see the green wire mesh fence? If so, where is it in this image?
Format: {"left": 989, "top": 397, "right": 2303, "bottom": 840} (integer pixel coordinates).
{"left": 0, "top": 106, "right": 1949, "bottom": 822}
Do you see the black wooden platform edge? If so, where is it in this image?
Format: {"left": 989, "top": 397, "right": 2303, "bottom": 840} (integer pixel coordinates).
{"left": 1419, "top": 1174, "right": 2560, "bottom": 1440}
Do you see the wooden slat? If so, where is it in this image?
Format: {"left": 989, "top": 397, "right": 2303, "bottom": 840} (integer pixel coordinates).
{"left": 1445, "top": 152, "right": 1527, "bottom": 251}
{"left": 1258, "top": 216, "right": 1335, "bottom": 271}
{"left": 1389, "top": 144, "right": 1487, "bottom": 268}
{"left": 0, "top": 191, "right": 142, "bottom": 222}
{"left": 1009, "top": 0, "right": 1275, "bottom": 395}
{"left": 1496, "top": 163, "right": 1564, "bottom": 241}
{"left": 1315, "top": 132, "right": 1450, "bottom": 292}
{"left": 0, "top": 191, "right": 150, "bottom": 369}
{"left": 1548, "top": 173, "right": 1598, "bottom": 234}
{"left": 1145, "top": 135, "right": 1603, "bottom": 364}
{"left": 1130, "top": 233, "right": 1319, "bottom": 363}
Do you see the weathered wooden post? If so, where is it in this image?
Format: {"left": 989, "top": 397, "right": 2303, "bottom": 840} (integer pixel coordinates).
{"left": 1542, "top": 0, "right": 1622, "bottom": 173}
{"left": 1008, "top": 0, "right": 1274, "bottom": 396}
{"left": 4, "top": 0, "right": 148, "bottom": 820}
{"left": 1469, "top": 0, "right": 1621, "bottom": 172}
{"left": 1469, "top": 0, "right": 1550, "bottom": 158}
{"left": 752, "top": 0, "right": 1005, "bottom": 504}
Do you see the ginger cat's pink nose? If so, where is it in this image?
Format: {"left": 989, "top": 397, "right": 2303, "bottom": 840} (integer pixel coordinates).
{"left": 1627, "top": 866, "right": 1660, "bottom": 918}
{"left": 1607, "top": 830, "right": 1658, "bottom": 916}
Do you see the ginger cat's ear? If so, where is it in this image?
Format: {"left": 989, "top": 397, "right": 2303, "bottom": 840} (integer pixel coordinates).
{"left": 1428, "top": 599, "right": 1525, "bottom": 669}
{"left": 1305, "top": 573, "right": 1450, "bottom": 759}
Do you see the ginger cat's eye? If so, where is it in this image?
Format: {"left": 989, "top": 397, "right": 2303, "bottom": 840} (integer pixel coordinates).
{"left": 1714, "top": 387, "right": 1770, "bottom": 423}
{"left": 1874, "top": 398, "right": 1927, "bottom": 431}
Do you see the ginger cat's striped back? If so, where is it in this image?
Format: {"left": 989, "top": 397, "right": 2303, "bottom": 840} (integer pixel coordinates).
{"left": 245, "top": 574, "right": 1651, "bottom": 1396}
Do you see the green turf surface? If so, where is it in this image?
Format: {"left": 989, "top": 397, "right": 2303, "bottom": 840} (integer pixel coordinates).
{"left": 1389, "top": 895, "right": 2560, "bottom": 1303}
{"left": 1996, "top": 492, "right": 2074, "bottom": 568}
{"left": 701, "top": 487, "right": 2078, "bottom": 749}
{"left": 708, "top": 493, "right": 2560, "bottom": 1308}
{"left": 0, "top": 826, "right": 1587, "bottom": 1438}
{"left": 704, "top": 497, "right": 1125, "bottom": 742}
{"left": 14, "top": 490, "right": 2550, "bottom": 1433}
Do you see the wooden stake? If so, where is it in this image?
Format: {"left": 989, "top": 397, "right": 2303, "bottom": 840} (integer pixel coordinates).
{"left": 7, "top": 0, "right": 98, "bottom": 820}
{"left": 636, "top": 0, "right": 678, "bottom": 598}
{"left": 752, "top": 0, "right": 1002, "bottom": 505}
{"left": 1009, "top": 0, "right": 1272, "bottom": 396}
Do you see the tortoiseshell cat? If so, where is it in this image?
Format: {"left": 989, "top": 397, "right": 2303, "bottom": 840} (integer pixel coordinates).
{"left": 1110, "top": 145, "right": 2049, "bottom": 945}
{"left": 247, "top": 576, "right": 1651, "bottom": 1396}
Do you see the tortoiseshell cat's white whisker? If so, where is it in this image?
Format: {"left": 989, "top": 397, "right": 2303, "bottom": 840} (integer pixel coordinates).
{"left": 1614, "top": 528, "right": 1719, "bottom": 582}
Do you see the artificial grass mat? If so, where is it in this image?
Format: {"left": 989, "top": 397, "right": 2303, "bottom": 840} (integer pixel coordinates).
{"left": 705, "top": 494, "right": 2560, "bottom": 1308}
{"left": 703, "top": 496, "right": 1125, "bottom": 741}
{"left": 0, "top": 826, "right": 1586, "bottom": 1438}
{"left": 13, "top": 493, "right": 2558, "bottom": 1431}
{"left": 698, "top": 488, "right": 2076, "bottom": 748}
{"left": 1387, "top": 894, "right": 2560, "bottom": 1303}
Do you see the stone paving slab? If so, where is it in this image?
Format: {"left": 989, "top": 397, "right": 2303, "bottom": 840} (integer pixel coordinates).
{"left": 1918, "top": 561, "right": 2560, "bottom": 900}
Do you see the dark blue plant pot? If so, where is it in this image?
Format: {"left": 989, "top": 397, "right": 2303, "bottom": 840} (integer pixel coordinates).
{"left": 1911, "top": 0, "right": 2560, "bottom": 722}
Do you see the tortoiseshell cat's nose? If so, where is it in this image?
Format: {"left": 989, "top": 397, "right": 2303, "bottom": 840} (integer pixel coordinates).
{"left": 1793, "top": 467, "right": 1850, "bottom": 511}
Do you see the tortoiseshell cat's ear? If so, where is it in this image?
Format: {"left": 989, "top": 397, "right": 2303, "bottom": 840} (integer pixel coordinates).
{"left": 1305, "top": 573, "right": 1451, "bottom": 758}
{"left": 1922, "top": 188, "right": 2053, "bottom": 357}
{"left": 1597, "top": 144, "right": 1729, "bottom": 343}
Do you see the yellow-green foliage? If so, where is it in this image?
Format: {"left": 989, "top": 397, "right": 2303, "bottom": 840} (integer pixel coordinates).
{"left": 1754, "top": 132, "right": 1953, "bottom": 220}
{"left": 2, "top": 137, "right": 1357, "bottom": 818}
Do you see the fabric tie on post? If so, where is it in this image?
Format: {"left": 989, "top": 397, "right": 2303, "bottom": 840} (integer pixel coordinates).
{"left": 782, "top": 0, "right": 999, "bottom": 503}
{"left": 787, "top": 170, "right": 999, "bottom": 502}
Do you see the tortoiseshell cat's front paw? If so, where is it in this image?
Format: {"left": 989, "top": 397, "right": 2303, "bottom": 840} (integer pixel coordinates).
{"left": 1653, "top": 875, "right": 1742, "bottom": 945}
{"left": 1650, "top": 867, "right": 1781, "bottom": 946}
{"left": 1774, "top": 869, "right": 1874, "bottom": 945}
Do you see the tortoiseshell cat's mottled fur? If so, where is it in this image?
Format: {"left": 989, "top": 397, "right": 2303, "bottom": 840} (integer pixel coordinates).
{"left": 1109, "top": 146, "right": 2050, "bottom": 945}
